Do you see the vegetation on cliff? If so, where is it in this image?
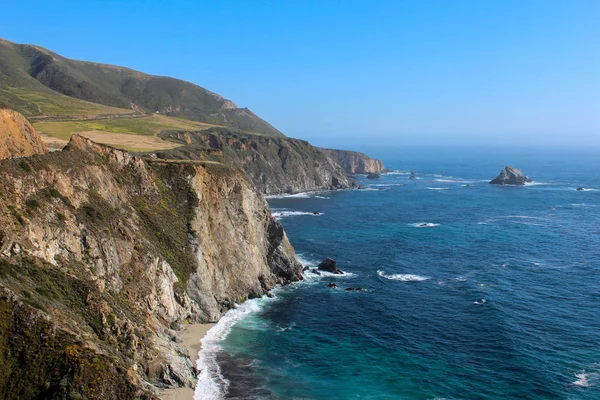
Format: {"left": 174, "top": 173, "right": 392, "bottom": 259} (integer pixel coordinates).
{"left": 0, "top": 134, "right": 302, "bottom": 398}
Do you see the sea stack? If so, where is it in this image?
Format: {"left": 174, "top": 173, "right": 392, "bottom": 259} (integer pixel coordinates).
{"left": 489, "top": 166, "right": 532, "bottom": 186}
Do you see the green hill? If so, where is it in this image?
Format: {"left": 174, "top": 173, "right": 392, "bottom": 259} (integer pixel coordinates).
{"left": 0, "top": 38, "right": 283, "bottom": 137}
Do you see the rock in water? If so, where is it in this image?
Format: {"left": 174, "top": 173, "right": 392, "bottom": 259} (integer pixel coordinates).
{"left": 576, "top": 187, "right": 584, "bottom": 191}
{"left": 489, "top": 166, "right": 532, "bottom": 186}
{"left": 367, "top": 172, "right": 381, "bottom": 179}
{"left": 318, "top": 258, "right": 344, "bottom": 274}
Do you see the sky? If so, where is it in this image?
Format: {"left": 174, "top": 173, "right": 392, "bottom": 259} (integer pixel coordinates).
{"left": 2, "top": 0, "right": 599, "bottom": 147}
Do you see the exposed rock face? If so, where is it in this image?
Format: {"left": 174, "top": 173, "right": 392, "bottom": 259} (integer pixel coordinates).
{"left": 0, "top": 135, "right": 302, "bottom": 398}
{"left": 0, "top": 107, "right": 48, "bottom": 159}
{"left": 320, "top": 148, "right": 385, "bottom": 174}
{"left": 156, "top": 129, "right": 355, "bottom": 195}
{"left": 317, "top": 258, "right": 344, "bottom": 275}
{"left": 489, "top": 166, "right": 532, "bottom": 185}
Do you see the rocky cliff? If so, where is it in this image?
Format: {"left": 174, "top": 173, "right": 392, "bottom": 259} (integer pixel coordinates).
{"left": 0, "top": 107, "right": 48, "bottom": 160}
{"left": 0, "top": 135, "right": 302, "bottom": 399}
{"left": 155, "top": 128, "right": 356, "bottom": 195}
{"left": 320, "top": 148, "right": 385, "bottom": 174}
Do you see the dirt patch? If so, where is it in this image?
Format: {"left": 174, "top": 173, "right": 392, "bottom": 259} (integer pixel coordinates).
{"left": 40, "top": 130, "right": 181, "bottom": 152}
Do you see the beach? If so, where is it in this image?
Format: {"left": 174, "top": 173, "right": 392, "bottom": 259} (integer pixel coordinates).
{"left": 161, "top": 323, "right": 216, "bottom": 400}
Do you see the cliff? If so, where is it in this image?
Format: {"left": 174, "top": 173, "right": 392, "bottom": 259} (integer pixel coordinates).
{"left": 155, "top": 128, "right": 356, "bottom": 195}
{"left": 320, "top": 148, "right": 385, "bottom": 174}
{"left": 0, "top": 107, "right": 48, "bottom": 159}
{"left": 0, "top": 135, "right": 302, "bottom": 399}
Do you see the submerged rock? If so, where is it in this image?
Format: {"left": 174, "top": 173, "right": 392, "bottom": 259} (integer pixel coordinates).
{"left": 327, "top": 282, "right": 338, "bottom": 288}
{"left": 366, "top": 172, "right": 381, "bottom": 180}
{"left": 576, "top": 187, "right": 584, "bottom": 191}
{"left": 409, "top": 172, "right": 416, "bottom": 180}
{"left": 489, "top": 166, "right": 532, "bottom": 186}
{"left": 318, "top": 258, "right": 344, "bottom": 275}
{"left": 311, "top": 268, "right": 321, "bottom": 275}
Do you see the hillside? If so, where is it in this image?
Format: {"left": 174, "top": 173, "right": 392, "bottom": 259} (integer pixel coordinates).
{"left": 0, "top": 38, "right": 283, "bottom": 137}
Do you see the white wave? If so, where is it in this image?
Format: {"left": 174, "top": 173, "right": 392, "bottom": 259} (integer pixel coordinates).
{"left": 195, "top": 297, "right": 272, "bottom": 400}
{"left": 474, "top": 299, "right": 486, "bottom": 305}
{"left": 498, "top": 215, "right": 546, "bottom": 220}
{"left": 408, "top": 222, "right": 441, "bottom": 228}
{"left": 384, "top": 170, "right": 410, "bottom": 175}
{"left": 303, "top": 269, "right": 355, "bottom": 278}
{"left": 314, "top": 195, "right": 330, "bottom": 199}
{"left": 573, "top": 373, "right": 591, "bottom": 387}
{"left": 368, "top": 183, "right": 403, "bottom": 187}
{"left": 378, "top": 270, "right": 429, "bottom": 281}
{"left": 265, "top": 191, "right": 325, "bottom": 199}
{"left": 426, "top": 187, "right": 449, "bottom": 191}
{"left": 579, "top": 188, "right": 598, "bottom": 192}
{"left": 524, "top": 181, "right": 551, "bottom": 186}
{"left": 271, "top": 210, "right": 323, "bottom": 220}
{"left": 435, "top": 179, "right": 459, "bottom": 183}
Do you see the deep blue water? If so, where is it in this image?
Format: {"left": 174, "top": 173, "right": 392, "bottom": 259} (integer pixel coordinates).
{"left": 198, "top": 146, "right": 600, "bottom": 400}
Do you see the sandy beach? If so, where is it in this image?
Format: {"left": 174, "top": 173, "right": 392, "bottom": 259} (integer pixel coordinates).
{"left": 161, "top": 323, "right": 216, "bottom": 400}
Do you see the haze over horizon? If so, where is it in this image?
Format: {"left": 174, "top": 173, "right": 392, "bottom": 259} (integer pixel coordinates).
{"left": 2, "top": 0, "right": 599, "bottom": 148}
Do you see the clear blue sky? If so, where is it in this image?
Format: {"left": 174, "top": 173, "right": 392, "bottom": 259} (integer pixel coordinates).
{"left": 2, "top": 0, "right": 599, "bottom": 147}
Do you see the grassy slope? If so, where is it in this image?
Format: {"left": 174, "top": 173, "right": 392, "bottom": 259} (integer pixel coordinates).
{"left": 0, "top": 38, "right": 284, "bottom": 137}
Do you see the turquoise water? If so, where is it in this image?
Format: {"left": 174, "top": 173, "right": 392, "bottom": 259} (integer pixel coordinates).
{"left": 199, "top": 146, "right": 600, "bottom": 399}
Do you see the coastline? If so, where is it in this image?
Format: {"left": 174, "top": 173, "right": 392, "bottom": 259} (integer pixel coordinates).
{"left": 161, "top": 323, "right": 216, "bottom": 400}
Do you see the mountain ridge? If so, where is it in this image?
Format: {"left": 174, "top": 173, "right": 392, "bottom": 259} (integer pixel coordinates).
{"left": 0, "top": 38, "right": 283, "bottom": 137}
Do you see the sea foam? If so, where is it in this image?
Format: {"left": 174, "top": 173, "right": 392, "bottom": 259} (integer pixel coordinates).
{"left": 195, "top": 297, "right": 272, "bottom": 399}
{"left": 378, "top": 270, "right": 429, "bottom": 281}
{"left": 271, "top": 210, "right": 323, "bottom": 220}
{"left": 408, "top": 222, "right": 440, "bottom": 228}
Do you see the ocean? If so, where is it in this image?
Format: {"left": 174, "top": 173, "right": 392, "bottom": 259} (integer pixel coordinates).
{"left": 196, "top": 146, "right": 600, "bottom": 400}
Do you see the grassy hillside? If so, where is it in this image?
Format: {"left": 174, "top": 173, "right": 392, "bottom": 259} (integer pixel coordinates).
{"left": 0, "top": 38, "right": 283, "bottom": 137}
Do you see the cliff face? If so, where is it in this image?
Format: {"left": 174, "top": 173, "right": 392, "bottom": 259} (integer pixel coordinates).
{"left": 0, "top": 108, "right": 48, "bottom": 159}
{"left": 321, "top": 148, "right": 385, "bottom": 174}
{"left": 0, "top": 135, "right": 302, "bottom": 399}
{"left": 155, "top": 129, "right": 355, "bottom": 195}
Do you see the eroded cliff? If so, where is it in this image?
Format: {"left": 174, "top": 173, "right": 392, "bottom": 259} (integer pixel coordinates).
{"left": 0, "top": 135, "right": 302, "bottom": 399}
{"left": 0, "top": 107, "right": 48, "bottom": 160}
{"left": 320, "top": 148, "right": 385, "bottom": 174}
{"left": 155, "top": 128, "right": 356, "bottom": 195}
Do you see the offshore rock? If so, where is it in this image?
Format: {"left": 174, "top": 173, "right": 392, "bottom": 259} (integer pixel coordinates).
{"left": 367, "top": 172, "right": 381, "bottom": 179}
{"left": 318, "top": 258, "right": 344, "bottom": 275}
{"left": 489, "top": 166, "right": 532, "bottom": 185}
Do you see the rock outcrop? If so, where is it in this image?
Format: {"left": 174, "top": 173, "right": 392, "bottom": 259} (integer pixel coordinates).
{"left": 318, "top": 258, "right": 344, "bottom": 275}
{"left": 489, "top": 166, "right": 532, "bottom": 185}
{"left": 156, "top": 129, "right": 355, "bottom": 195}
{"left": 0, "top": 135, "right": 302, "bottom": 398}
{"left": 320, "top": 148, "right": 385, "bottom": 174}
{"left": 0, "top": 107, "right": 48, "bottom": 160}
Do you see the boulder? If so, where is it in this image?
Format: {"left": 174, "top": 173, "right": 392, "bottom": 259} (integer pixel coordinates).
{"left": 576, "top": 187, "right": 584, "bottom": 191}
{"left": 327, "top": 282, "right": 337, "bottom": 288}
{"left": 489, "top": 166, "right": 532, "bottom": 186}
{"left": 317, "top": 258, "right": 344, "bottom": 275}
{"left": 311, "top": 268, "right": 321, "bottom": 275}
{"left": 366, "top": 172, "right": 381, "bottom": 179}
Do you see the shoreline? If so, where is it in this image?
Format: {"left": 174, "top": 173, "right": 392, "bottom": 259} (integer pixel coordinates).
{"left": 161, "top": 323, "right": 216, "bottom": 400}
